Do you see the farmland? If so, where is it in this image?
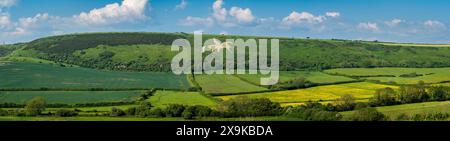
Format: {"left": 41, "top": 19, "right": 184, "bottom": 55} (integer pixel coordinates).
{"left": 236, "top": 71, "right": 355, "bottom": 85}
{"left": 147, "top": 91, "right": 217, "bottom": 107}
{"left": 325, "top": 67, "right": 450, "bottom": 84}
{"left": 0, "top": 91, "right": 140, "bottom": 104}
{"left": 217, "top": 82, "right": 398, "bottom": 105}
{"left": 195, "top": 74, "right": 268, "bottom": 94}
{"left": 0, "top": 62, "right": 191, "bottom": 90}
{"left": 341, "top": 101, "right": 450, "bottom": 120}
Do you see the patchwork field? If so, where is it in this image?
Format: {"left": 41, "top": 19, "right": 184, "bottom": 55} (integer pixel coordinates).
{"left": 147, "top": 91, "right": 217, "bottom": 107}
{"left": 195, "top": 74, "right": 268, "bottom": 94}
{"left": 217, "top": 82, "right": 398, "bottom": 105}
{"left": 325, "top": 67, "right": 450, "bottom": 84}
{"left": 0, "top": 91, "right": 140, "bottom": 104}
{"left": 0, "top": 62, "right": 191, "bottom": 89}
{"left": 341, "top": 101, "right": 450, "bottom": 120}
{"left": 235, "top": 71, "right": 355, "bottom": 85}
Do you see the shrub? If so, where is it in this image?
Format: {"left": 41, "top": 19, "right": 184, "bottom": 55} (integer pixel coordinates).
{"left": 24, "top": 97, "right": 47, "bottom": 116}
{"left": 369, "top": 88, "right": 397, "bottom": 106}
{"left": 164, "top": 104, "right": 186, "bottom": 117}
{"left": 110, "top": 107, "right": 126, "bottom": 117}
{"left": 0, "top": 108, "right": 8, "bottom": 116}
{"left": 147, "top": 108, "right": 165, "bottom": 118}
{"left": 349, "top": 108, "right": 385, "bottom": 121}
{"left": 429, "top": 86, "right": 448, "bottom": 101}
{"left": 55, "top": 109, "right": 78, "bottom": 117}
{"left": 285, "top": 107, "right": 342, "bottom": 121}
{"left": 334, "top": 94, "right": 356, "bottom": 111}
{"left": 218, "top": 96, "right": 282, "bottom": 117}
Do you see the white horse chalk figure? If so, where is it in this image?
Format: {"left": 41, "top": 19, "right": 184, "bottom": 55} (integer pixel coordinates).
{"left": 202, "top": 39, "right": 233, "bottom": 53}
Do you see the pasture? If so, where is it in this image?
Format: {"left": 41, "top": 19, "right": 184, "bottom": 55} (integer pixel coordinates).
{"left": 0, "top": 62, "right": 191, "bottom": 89}
{"left": 195, "top": 74, "right": 268, "bottom": 94}
{"left": 325, "top": 67, "right": 450, "bottom": 84}
{"left": 341, "top": 101, "right": 450, "bottom": 120}
{"left": 236, "top": 71, "right": 355, "bottom": 85}
{"left": 0, "top": 91, "right": 140, "bottom": 104}
{"left": 217, "top": 82, "right": 397, "bottom": 105}
{"left": 147, "top": 91, "right": 217, "bottom": 107}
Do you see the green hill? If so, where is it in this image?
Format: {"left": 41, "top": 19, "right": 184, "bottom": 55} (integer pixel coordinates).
{"left": 4, "top": 32, "right": 450, "bottom": 72}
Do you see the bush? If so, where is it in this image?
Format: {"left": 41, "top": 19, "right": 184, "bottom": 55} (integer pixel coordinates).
{"left": 429, "top": 86, "right": 448, "bottom": 101}
{"left": 285, "top": 107, "right": 342, "bottom": 121}
{"left": 55, "top": 109, "right": 78, "bottom": 117}
{"left": 147, "top": 108, "right": 165, "bottom": 118}
{"left": 334, "top": 94, "right": 356, "bottom": 111}
{"left": 164, "top": 104, "right": 186, "bottom": 117}
{"left": 24, "top": 97, "right": 47, "bottom": 116}
{"left": 369, "top": 88, "right": 397, "bottom": 106}
{"left": 0, "top": 108, "right": 8, "bottom": 116}
{"left": 349, "top": 108, "right": 385, "bottom": 121}
{"left": 182, "top": 107, "right": 195, "bottom": 120}
{"left": 110, "top": 107, "right": 126, "bottom": 117}
{"left": 218, "top": 96, "right": 282, "bottom": 117}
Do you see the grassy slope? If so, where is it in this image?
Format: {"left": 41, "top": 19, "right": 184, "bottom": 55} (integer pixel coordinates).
{"left": 147, "top": 91, "right": 217, "bottom": 107}
{"left": 217, "top": 82, "right": 397, "bottom": 105}
{"left": 236, "top": 71, "right": 355, "bottom": 85}
{"left": 325, "top": 67, "right": 450, "bottom": 84}
{"left": 0, "top": 91, "right": 140, "bottom": 104}
{"left": 341, "top": 101, "right": 450, "bottom": 120}
{"left": 0, "top": 62, "right": 191, "bottom": 89}
{"left": 195, "top": 74, "right": 268, "bottom": 94}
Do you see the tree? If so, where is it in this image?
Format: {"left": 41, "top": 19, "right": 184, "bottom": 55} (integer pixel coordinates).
{"left": 334, "top": 94, "right": 356, "bottom": 111}
{"left": 164, "top": 104, "right": 186, "bottom": 117}
{"left": 110, "top": 107, "right": 126, "bottom": 117}
{"left": 429, "top": 86, "right": 448, "bottom": 101}
{"left": 55, "top": 109, "right": 78, "bottom": 117}
{"left": 24, "top": 97, "right": 46, "bottom": 116}
{"left": 218, "top": 96, "right": 282, "bottom": 117}
{"left": 349, "top": 108, "right": 385, "bottom": 121}
{"left": 370, "top": 87, "right": 397, "bottom": 106}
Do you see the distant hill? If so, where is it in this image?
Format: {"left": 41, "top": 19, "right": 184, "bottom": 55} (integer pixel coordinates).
{"left": 3, "top": 32, "right": 450, "bottom": 72}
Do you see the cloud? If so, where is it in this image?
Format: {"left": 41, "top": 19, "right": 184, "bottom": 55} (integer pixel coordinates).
{"left": 0, "top": 0, "right": 18, "bottom": 8}
{"left": 18, "top": 13, "right": 49, "bottom": 28}
{"left": 0, "top": 12, "right": 11, "bottom": 29}
{"left": 180, "top": 16, "right": 214, "bottom": 26}
{"left": 229, "top": 7, "right": 255, "bottom": 23}
{"left": 212, "top": 0, "right": 227, "bottom": 21}
{"left": 358, "top": 22, "right": 380, "bottom": 32}
{"left": 174, "top": 0, "right": 188, "bottom": 10}
{"left": 424, "top": 20, "right": 446, "bottom": 29}
{"left": 325, "top": 12, "right": 340, "bottom": 18}
{"left": 281, "top": 11, "right": 326, "bottom": 26}
{"left": 385, "top": 19, "right": 403, "bottom": 27}
{"left": 74, "top": 0, "right": 149, "bottom": 25}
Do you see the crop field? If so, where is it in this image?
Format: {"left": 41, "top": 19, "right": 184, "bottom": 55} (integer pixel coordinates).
{"left": 147, "top": 91, "right": 217, "bottom": 107}
{"left": 195, "top": 74, "right": 268, "bottom": 94}
{"left": 325, "top": 67, "right": 450, "bottom": 84}
{"left": 217, "top": 82, "right": 397, "bottom": 105}
{"left": 236, "top": 71, "right": 355, "bottom": 85}
{"left": 0, "top": 91, "right": 140, "bottom": 104}
{"left": 0, "top": 62, "right": 191, "bottom": 89}
{"left": 73, "top": 44, "right": 177, "bottom": 64}
{"left": 341, "top": 101, "right": 450, "bottom": 120}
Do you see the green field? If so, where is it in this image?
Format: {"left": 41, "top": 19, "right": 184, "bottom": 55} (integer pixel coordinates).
{"left": 341, "top": 101, "right": 450, "bottom": 120}
{"left": 0, "top": 62, "right": 191, "bottom": 89}
{"left": 325, "top": 67, "right": 450, "bottom": 84}
{"left": 195, "top": 74, "right": 268, "bottom": 94}
{"left": 236, "top": 71, "right": 355, "bottom": 85}
{"left": 377, "top": 42, "right": 450, "bottom": 48}
{"left": 217, "top": 82, "right": 397, "bottom": 105}
{"left": 0, "top": 91, "right": 140, "bottom": 104}
{"left": 147, "top": 91, "right": 217, "bottom": 107}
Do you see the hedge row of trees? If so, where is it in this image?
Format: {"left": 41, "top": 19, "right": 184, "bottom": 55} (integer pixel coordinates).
{"left": 369, "top": 83, "right": 449, "bottom": 107}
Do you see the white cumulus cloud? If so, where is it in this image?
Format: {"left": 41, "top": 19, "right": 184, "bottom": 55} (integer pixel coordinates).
{"left": 358, "top": 22, "right": 380, "bottom": 32}
{"left": 0, "top": 0, "right": 18, "bottom": 8}
{"left": 229, "top": 7, "right": 255, "bottom": 23}
{"left": 385, "top": 19, "right": 403, "bottom": 27}
{"left": 212, "top": 0, "right": 227, "bottom": 21}
{"left": 175, "top": 0, "right": 188, "bottom": 10}
{"left": 325, "top": 12, "right": 340, "bottom": 18}
{"left": 282, "top": 11, "right": 326, "bottom": 25}
{"left": 74, "top": 0, "right": 149, "bottom": 25}
{"left": 424, "top": 20, "right": 445, "bottom": 29}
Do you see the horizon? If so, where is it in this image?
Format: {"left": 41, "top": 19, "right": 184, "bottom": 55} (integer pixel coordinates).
{"left": 1, "top": 0, "right": 450, "bottom": 44}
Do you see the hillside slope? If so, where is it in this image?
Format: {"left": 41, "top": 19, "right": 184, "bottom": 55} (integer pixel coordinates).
{"left": 7, "top": 32, "right": 450, "bottom": 72}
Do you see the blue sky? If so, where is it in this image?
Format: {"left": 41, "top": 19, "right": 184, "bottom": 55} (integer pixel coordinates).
{"left": 0, "top": 0, "right": 449, "bottom": 44}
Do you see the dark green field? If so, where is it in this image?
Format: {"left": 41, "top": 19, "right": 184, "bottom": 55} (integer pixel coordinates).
{"left": 0, "top": 62, "right": 191, "bottom": 90}
{"left": 0, "top": 91, "right": 140, "bottom": 104}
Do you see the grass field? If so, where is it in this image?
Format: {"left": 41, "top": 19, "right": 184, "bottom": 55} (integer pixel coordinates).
{"left": 377, "top": 42, "right": 450, "bottom": 48}
{"left": 325, "top": 67, "right": 450, "bottom": 84}
{"left": 236, "top": 71, "right": 355, "bottom": 85}
{"left": 195, "top": 74, "right": 268, "bottom": 94}
{"left": 147, "top": 91, "right": 217, "bottom": 107}
{"left": 0, "top": 116, "right": 301, "bottom": 121}
{"left": 0, "top": 91, "right": 140, "bottom": 104}
{"left": 0, "top": 62, "right": 191, "bottom": 89}
{"left": 217, "top": 82, "right": 397, "bottom": 105}
{"left": 341, "top": 101, "right": 450, "bottom": 120}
